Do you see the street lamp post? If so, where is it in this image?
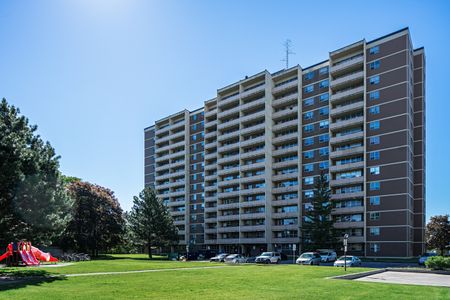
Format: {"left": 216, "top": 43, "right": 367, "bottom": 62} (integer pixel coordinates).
{"left": 343, "top": 234, "right": 349, "bottom": 271}
{"left": 186, "top": 245, "right": 189, "bottom": 261}
{"left": 292, "top": 244, "right": 297, "bottom": 264}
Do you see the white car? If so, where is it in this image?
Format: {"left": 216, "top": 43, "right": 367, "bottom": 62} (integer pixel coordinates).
{"left": 334, "top": 255, "right": 361, "bottom": 267}
{"left": 210, "top": 253, "right": 228, "bottom": 262}
{"left": 224, "top": 254, "right": 246, "bottom": 264}
{"left": 319, "top": 251, "right": 337, "bottom": 262}
{"left": 296, "top": 252, "right": 321, "bottom": 265}
{"left": 255, "top": 252, "right": 282, "bottom": 264}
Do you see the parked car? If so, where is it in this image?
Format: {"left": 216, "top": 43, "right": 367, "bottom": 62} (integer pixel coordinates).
{"left": 318, "top": 250, "right": 337, "bottom": 262}
{"left": 296, "top": 252, "right": 321, "bottom": 265}
{"left": 224, "top": 254, "right": 246, "bottom": 264}
{"left": 255, "top": 252, "right": 282, "bottom": 264}
{"left": 334, "top": 256, "right": 361, "bottom": 267}
{"left": 418, "top": 252, "right": 437, "bottom": 265}
{"left": 210, "top": 253, "right": 229, "bottom": 262}
{"left": 245, "top": 256, "right": 256, "bottom": 263}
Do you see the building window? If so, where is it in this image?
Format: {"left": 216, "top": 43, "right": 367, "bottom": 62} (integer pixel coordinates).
{"left": 304, "top": 190, "right": 314, "bottom": 198}
{"left": 319, "top": 80, "right": 329, "bottom": 88}
{"left": 304, "top": 151, "right": 314, "bottom": 159}
{"left": 304, "top": 164, "right": 314, "bottom": 172}
{"left": 319, "top": 147, "right": 329, "bottom": 156}
{"left": 319, "top": 120, "right": 329, "bottom": 129}
{"left": 304, "top": 98, "right": 314, "bottom": 106}
{"left": 304, "top": 72, "right": 314, "bottom": 80}
{"left": 304, "top": 111, "right": 314, "bottom": 120}
{"left": 370, "top": 167, "right": 380, "bottom": 175}
{"left": 319, "top": 66, "right": 329, "bottom": 75}
{"left": 304, "top": 124, "right": 314, "bottom": 133}
{"left": 304, "top": 137, "right": 314, "bottom": 146}
{"left": 319, "top": 161, "right": 329, "bottom": 170}
{"left": 370, "top": 243, "right": 380, "bottom": 253}
{"left": 193, "top": 115, "right": 198, "bottom": 121}
{"left": 192, "top": 135, "right": 197, "bottom": 141}
{"left": 369, "top": 46, "right": 380, "bottom": 55}
{"left": 319, "top": 134, "right": 329, "bottom": 143}
{"left": 192, "top": 153, "right": 197, "bottom": 160}
{"left": 369, "top": 106, "right": 380, "bottom": 115}
{"left": 369, "top": 91, "right": 380, "bottom": 100}
{"left": 370, "top": 227, "right": 380, "bottom": 236}
{"left": 369, "top": 212, "right": 380, "bottom": 221}
{"left": 370, "top": 151, "right": 380, "bottom": 160}
{"left": 304, "top": 85, "right": 314, "bottom": 93}
{"left": 304, "top": 177, "right": 314, "bottom": 185}
{"left": 319, "top": 107, "right": 329, "bottom": 116}
{"left": 192, "top": 174, "right": 197, "bottom": 180}
{"left": 320, "top": 93, "right": 329, "bottom": 102}
{"left": 370, "top": 76, "right": 380, "bottom": 85}
{"left": 370, "top": 196, "right": 380, "bottom": 205}
{"left": 370, "top": 60, "right": 380, "bottom": 70}
{"left": 369, "top": 120, "right": 380, "bottom": 130}
{"left": 370, "top": 182, "right": 380, "bottom": 191}
{"left": 370, "top": 136, "right": 380, "bottom": 145}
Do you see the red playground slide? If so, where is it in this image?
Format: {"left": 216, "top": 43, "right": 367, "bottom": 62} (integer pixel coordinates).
{"left": 0, "top": 243, "right": 13, "bottom": 263}
{"left": 31, "top": 246, "right": 58, "bottom": 262}
{"left": 19, "top": 242, "right": 40, "bottom": 266}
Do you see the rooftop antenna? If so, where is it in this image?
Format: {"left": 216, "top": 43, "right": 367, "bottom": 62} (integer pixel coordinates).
{"left": 281, "top": 39, "right": 295, "bottom": 69}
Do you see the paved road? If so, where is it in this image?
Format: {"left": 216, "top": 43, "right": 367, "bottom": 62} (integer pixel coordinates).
{"left": 280, "top": 260, "right": 421, "bottom": 269}
{"left": 355, "top": 271, "right": 450, "bottom": 287}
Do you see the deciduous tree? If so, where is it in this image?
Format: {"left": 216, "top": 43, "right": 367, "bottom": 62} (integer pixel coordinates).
{"left": 426, "top": 215, "right": 450, "bottom": 256}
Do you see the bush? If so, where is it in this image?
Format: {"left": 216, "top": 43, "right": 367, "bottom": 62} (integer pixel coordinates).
{"left": 425, "top": 256, "right": 450, "bottom": 270}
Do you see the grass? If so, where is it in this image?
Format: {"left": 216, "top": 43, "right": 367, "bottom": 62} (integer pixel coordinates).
{"left": 1, "top": 254, "right": 449, "bottom": 299}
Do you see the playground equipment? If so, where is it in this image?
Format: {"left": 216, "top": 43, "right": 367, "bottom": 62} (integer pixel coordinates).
{"left": 0, "top": 241, "right": 58, "bottom": 266}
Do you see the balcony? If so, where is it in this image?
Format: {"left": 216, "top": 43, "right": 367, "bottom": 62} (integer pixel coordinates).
{"left": 240, "top": 187, "right": 265, "bottom": 196}
{"left": 272, "top": 132, "right": 298, "bottom": 144}
{"left": 217, "top": 166, "right": 240, "bottom": 176}
{"left": 240, "top": 123, "right": 265, "bottom": 136}
{"left": 204, "top": 131, "right": 217, "bottom": 140}
{"left": 204, "top": 119, "right": 218, "bottom": 129}
{"left": 272, "top": 212, "right": 298, "bottom": 219}
{"left": 239, "top": 237, "right": 267, "bottom": 244}
{"left": 272, "top": 107, "right": 298, "bottom": 120}
{"left": 272, "top": 185, "right": 298, "bottom": 194}
{"left": 240, "top": 135, "right": 265, "bottom": 148}
{"left": 240, "top": 149, "right": 265, "bottom": 160}
{"left": 334, "top": 221, "right": 364, "bottom": 229}
{"left": 330, "top": 86, "right": 364, "bottom": 103}
{"left": 217, "top": 155, "right": 239, "bottom": 165}
{"left": 217, "top": 226, "right": 240, "bottom": 233}
{"left": 217, "top": 202, "right": 240, "bottom": 210}
{"left": 271, "top": 198, "right": 299, "bottom": 207}
{"left": 331, "top": 191, "right": 364, "bottom": 200}
{"left": 205, "top": 141, "right": 217, "bottom": 150}
{"left": 155, "top": 164, "right": 170, "bottom": 172}
{"left": 240, "top": 174, "right": 265, "bottom": 184}
{"left": 330, "top": 117, "right": 364, "bottom": 132}
{"left": 272, "top": 79, "right": 298, "bottom": 94}
{"left": 204, "top": 195, "right": 218, "bottom": 202}
{"left": 204, "top": 239, "right": 217, "bottom": 244}
{"left": 240, "top": 161, "right": 265, "bottom": 172}
{"left": 240, "top": 225, "right": 266, "bottom": 232}
{"left": 204, "top": 206, "right": 217, "bottom": 213}
{"left": 241, "top": 84, "right": 266, "bottom": 99}
{"left": 240, "top": 212, "right": 266, "bottom": 220}
{"left": 330, "top": 71, "right": 364, "bottom": 90}
{"left": 240, "top": 200, "right": 265, "bottom": 208}
{"left": 204, "top": 163, "right": 217, "bottom": 171}
{"left": 272, "top": 92, "right": 299, "bottom": 108}
{"left": 240, "top": 110, "right": 266, "bottom": 124}
{"left": 218, "top": 178, "right": 240, "bottom": 187}
{"left": 330, "top": 176, "right": 364, "bottom": 187}
{"left": 205, "top": 108, "right": 217, "bottom": 118}
{"left": 218, "top": 143, "right": 239, "bottom": 154}
{"left": 241, "top": 97, "right": 266, "bottom": 112}
{"left": 272, "top": 146, "right": 298, "bottom": 157}
{"left": 204, "top": 217, "right": 218, "bottom": 223}
{"left": 219, "top": 93, "right": 239, "bottom": 107}
{"left": 330, "top": 161, "right": 364, "bottom": 173}
{"left": 218, "top": 106, "right": 240, "bottom": 119}
{"left": 330, "top": 55, "right": 364, "bottom": 75}
{"left": 272, "top": 237, "right": 299, "bottom": 244}
{"left": 332, "top": 206, "right": 364, "bottom": 215}
{"left": 330, "top": 101, "right": 364, "bottom": 117}
{"left": 330, "top": 131, "right": 364, "bottom": 145}
{"left": 329, "top": 146, "right": 364, "bottom": 159}
{"left": 272, "top": 172, "right": 298, "bottom": 182}
{"left": 217, "top": 214, "right": 240, "bottom": 222}
{"left": 272, "top": 224, "right": 298, "bottom": 231}
{"left": 204, "top": 185, "right": 217, "bottom": 192}
{"left": 204, "top": 152, "right": 217, "bottom": 161}
{"left": 204, "top": 228, "right": 217, "bottom": 234}
{"left": 217, "top": 190, "right": 240, "bottom": 198}
{"left": 273, "top": 119, "right": 298, "bottom": 132}
{"left": 217, "top": 238, "right": 240, "bottom": 244}
{"left": 272, "top": 159, "right": 298, "bottom": 169}
{"left": 218, "top": 118, "right": 240, "bottom": 131}
{"left": 217, "top": 130, "right": 240, "bottom": 142}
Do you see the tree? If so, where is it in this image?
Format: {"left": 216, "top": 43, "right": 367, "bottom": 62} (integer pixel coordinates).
{"left": 63, "top": 181, "right": 125, "bottom": 256}
{"left": 301, "top": 172, "right": 337, "bottom": 251}
{"left": 0, "top": 98, "right": 71, "bottom": 246}
{"left": 128, "top": 187, "right": 178, "bottom": 258}
{"left": 426, "top": 215, "right": 450, "bottom": 256}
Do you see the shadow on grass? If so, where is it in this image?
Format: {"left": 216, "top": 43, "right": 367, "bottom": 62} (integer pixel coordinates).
{"left": 91, "top": 254, "right": 169, "bottom": 261}
{"left": 0, "top": 268, "right": 66, "bottom": 291}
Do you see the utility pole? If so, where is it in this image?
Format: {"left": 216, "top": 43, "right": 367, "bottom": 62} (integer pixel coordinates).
{"left": 281, "top": 39, "right": 295, "bottom": 69}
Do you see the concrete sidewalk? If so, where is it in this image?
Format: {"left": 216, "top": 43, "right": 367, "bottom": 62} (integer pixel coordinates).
{"left": 355, "top": 271, "right": 450, "bottom": 287}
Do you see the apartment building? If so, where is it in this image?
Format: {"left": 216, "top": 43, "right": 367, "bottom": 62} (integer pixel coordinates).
{"left": 144, "top": 28, "right": 426, "bottom": 257}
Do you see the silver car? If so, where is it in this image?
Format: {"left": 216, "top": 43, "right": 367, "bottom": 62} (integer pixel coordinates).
{"left": 210, "top": 253, "right": 228, "bottom": 262}
{"left": 224, "top": 254, "right": 246, "bottom": 264}
{"left": 296, "top": 252, "right": 321, "bottom": 265}
{"left": 334, "top": 255, "right": 361, "bottom": 267}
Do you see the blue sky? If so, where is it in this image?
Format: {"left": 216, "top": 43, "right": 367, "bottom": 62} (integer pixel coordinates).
{"left": 0, "top": 0, "right": 449, "bottom": 219}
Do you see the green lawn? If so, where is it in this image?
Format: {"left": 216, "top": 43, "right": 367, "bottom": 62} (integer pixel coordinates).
{"left": 1, "top": 254, "right": 448, "bottom": 299}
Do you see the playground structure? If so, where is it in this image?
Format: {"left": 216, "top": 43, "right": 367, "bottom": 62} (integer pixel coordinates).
{"left": 0, "top": 241, "right": 58, "bottom": 267}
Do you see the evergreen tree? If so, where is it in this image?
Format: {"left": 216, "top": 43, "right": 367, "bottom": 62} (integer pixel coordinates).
{"left": 301, "top": 172, "right": 337, "bottom": 251}
{"left": 426, "top": 215, "right": 450, "bottom": 256}
{"left": 128, "top": 187, "right": 178, "bottom": 258}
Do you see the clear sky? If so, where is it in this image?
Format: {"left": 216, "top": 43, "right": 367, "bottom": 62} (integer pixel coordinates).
{"left": 0, "top": 0, "right": 449, "bottom": 219}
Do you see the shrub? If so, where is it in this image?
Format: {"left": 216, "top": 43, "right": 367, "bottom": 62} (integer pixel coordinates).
{"left": 425, "top": 256, "right": 450, "bottom": 270}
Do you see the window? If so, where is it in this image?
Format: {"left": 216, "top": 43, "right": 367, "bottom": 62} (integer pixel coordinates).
{"left": 192, "top": 124, "right": 197, "bottom": 131}
{"left": 370, "top": 60, "right": 380, "bottom": 70}
{"left": 192, "top": 135, "right": 197, "bottom": 141}
{"left": 320, "top": 93, "right": 329, "bottom": 102}
{"left": 304, "top": 137, "right": 314, "bottom": 146}
{"left": 319, "top": 121, "right": 329, "bottom": 129}
{"left": 370, "top": 76, "right": 380, "bottom": 85}
{"left": 319, "top": 80, "right": 329, "bottom": 88}
{"left": 304, "top": 111, "right": 314, "bottom": 120}
{"left": 304, "top": 177, "right": 314, "bottom": 185}
{"left": 369, "top": 91, "right": 380, "bottom": 100}
{"left": 192, "top": 153, "right": 197, "bottom": 160}
{"left": 319, "top": 134, "right": 329, "bottom": 143}
{"left": 370, "top": 227, "right": 380, "bottom": 236}
{"left": 304, "top": 124, "right": 314, "bottom": 133}
{"left": 370, "top": 151, "right": 380, "bottom": 160}
{"left": 369, "top": 46, "right": 380, "bottom": 55}
{"left": 304, "top": 151, "right": 314, "bottom": 159}
{"left": 304, "top": 85, "right": 314, "bottom": 93}
{"left": 319, "top": 107, "right": 329, "bottom": 116}
{"left": 370, "top": 167, "right": 380, "bottom": 175}
{"left": 304, "top": 98, "right": 314, "bottom": 106}
{"left": 304, "top": 190, "right": 314, "bottom": 198}
{"left": 370, "top": 182, "right": 380, "bottom": 191}
{"left": 370, "top": 136, "right": 380, "bottom": 145}
{"left": 370, "top": 196, "right": 380, "bottom": 205}
{"left": 369, "top": 120, "right": 380, "bottom": 130}
{"left": 192, "top": 174, "right": 197, "bottom": 180}
{"left": 369, "top": 212, "right": 380, "bottom": 221}
{"left": 370, "top": 243, "right": 380, "bottom": 253}
{"left": 193, "top": 114, "right": 198, "bottom": 121}
{"left": 304, "top": 164, "right": 314, "bottom": 172}
{"left": 304, "top": 72, "right": 314, "bottom": 80}
{"left": 319, "top": 147, "right": 329, "bottom": 156}
{"left": 319, "top": 66, "right": 329, "bottom": 75}
{"left": 369, "top": 106, "right": 380, "bottom": 115}
{"left": 319, "top": 161, "right": 329, "bottom": 170}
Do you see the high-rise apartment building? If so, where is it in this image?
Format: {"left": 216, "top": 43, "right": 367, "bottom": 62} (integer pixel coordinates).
{"left": 144, "top": 28, "right": 425, "bottom": 257}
